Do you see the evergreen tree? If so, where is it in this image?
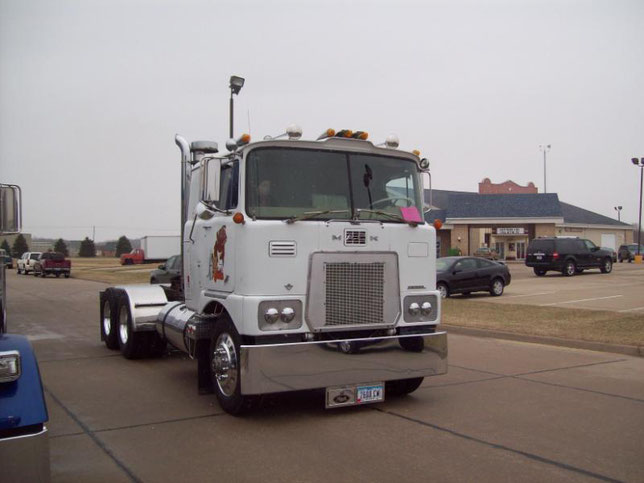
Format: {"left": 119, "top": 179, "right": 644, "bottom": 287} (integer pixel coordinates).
{"left": 54, "top": 238, "right": 69, "bottom": 256}
{"left": 1, "top": 239, "right": 10, "bottom": 254}
{"left": 115, "top": 235, "right": 132, "bottom": 257}
{"left": 78, "top": 237, "right": 96, "bottom": 257}
{"left": 11, "top": 234, "right": 29, "bottom": 258}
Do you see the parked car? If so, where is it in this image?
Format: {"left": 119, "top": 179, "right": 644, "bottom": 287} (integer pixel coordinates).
{"left": 150, "top": 254, "right": 181, "bottom": 284}
{"left": 473, "top": 246, "right": 499, "bottom": 260}
{"left": 0, "top": 249, "right": 13, "bottom": 269}
{"left": 601, "top": 247, "right": 617, "bottom": 263}
{"left": 436, "top": 256, "right": 511, "bottom": 298}
{"left": 33, "top": 252, "right": 71, "bottom": 278}
{"left": 16, "top": 252, "right": 42, "bottom": 275}
{"left": 617, "top": 244, "right": 644, "bottom": 263}
{"left": 525, "top": 237, "right": 613, "bottom": 276}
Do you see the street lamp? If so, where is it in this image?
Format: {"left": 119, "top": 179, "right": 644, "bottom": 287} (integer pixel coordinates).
{"left": 632, "top": 157, "right": 644, "bottom": 256}
{"left": 229, "top": 75, "right": 245, "bottom": 139}
{"left": 614, "top": 205, "right": 623, "bottom": 222}
{"left": 539, "top": 144, "right": 551, "bottom": 193}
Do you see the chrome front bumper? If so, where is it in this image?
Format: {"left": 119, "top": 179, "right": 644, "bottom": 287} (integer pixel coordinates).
{"left": 240, "top": 331, "right": 447, "bottom": 395}
{"left": 0, "top": 426, "right": 50, "bottom": 482}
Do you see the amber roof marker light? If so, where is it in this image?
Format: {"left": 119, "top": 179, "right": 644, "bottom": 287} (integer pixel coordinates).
{"left": 317, "top": 128, "right": 336, "bottom": 140}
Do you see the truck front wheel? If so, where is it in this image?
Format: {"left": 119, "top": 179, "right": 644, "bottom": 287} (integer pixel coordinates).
{"left": 210, "top": 315, "right": 258, "bottom": 415}
{"left": 385, "top": 378, "right": 424, "bottom": 397}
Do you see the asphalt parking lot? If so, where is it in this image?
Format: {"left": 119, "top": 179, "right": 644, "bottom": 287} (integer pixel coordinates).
{"left": 468, "top": 262, "right": 644, "bottom": 312}
{"left": 4, "top": 271, "right": 644, "bottom": 482}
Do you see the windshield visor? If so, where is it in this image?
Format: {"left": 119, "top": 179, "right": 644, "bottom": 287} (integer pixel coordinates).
{"left": 246, "top": 148, "right": 423, "bottom": 222}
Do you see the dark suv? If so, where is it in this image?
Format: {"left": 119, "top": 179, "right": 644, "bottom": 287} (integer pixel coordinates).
{"left": 617, "top": 244, "right": 644, "bottom": 263}
{"left": 525, "top": 237, "right": 613, "bottom": 276}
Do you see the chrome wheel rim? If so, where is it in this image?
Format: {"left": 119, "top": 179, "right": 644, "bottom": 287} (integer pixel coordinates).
{"left": 605, "top": 261, "right": 611, "bottom": 272}
{"left": 118, "top": 305, "right": 129, "bottom": 344}
{"left": 103, "top": 301, "right": 111, "bottom": 335}
{"left": 212, "top": 333, "right": 238, "bottom": 397}
{"left": 438, "top": 285, "right": 447, "bottom": 298}
{"left": 493, "top": 280, "right": 503, "bottom": 295}
{"left": 566, "top": 264, "right": 575, "bottom": 276}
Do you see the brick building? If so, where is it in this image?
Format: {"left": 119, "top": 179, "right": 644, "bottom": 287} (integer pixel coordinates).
{"left": 425, "top": 180, "right": 632, "bottom": 260}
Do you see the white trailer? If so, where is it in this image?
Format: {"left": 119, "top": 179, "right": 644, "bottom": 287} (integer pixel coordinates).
{"left": 99, "top": 80, "right": 447, "bottom": 415}
{"left": 140, "top": 236, "right": 180, "bottom": 260}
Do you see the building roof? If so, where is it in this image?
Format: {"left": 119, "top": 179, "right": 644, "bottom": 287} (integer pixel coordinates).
{"left": 559, "top": 202, "right": 631, "bottom": 227}
{"left": 447, "top": 193, "right": 561, "bottom": 219}
{"left": 423, "top": 189, "right": 629, "bottom": 228}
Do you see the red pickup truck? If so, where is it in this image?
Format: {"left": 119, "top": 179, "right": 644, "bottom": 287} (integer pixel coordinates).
{"left": 34, "top": 252, "right": 71, "bottom": 278}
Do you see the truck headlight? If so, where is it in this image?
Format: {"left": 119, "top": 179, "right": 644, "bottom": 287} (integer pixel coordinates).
{"left": 408, "top": 303, "right": 420, "bottom": 316}
{"left": 280, "top": 307, "right": 295, "bottom": 322}
{"left": 258, "top": 300, "right": 303, "bottom": 331}
{"left": 264, "top": 308, "right": 279, "bottom": 324}
{"left": 421, "top": 302, "right": 432, "bottom": 316}
{"left": 0, "top": 350, "right": 21, "bottom": 383}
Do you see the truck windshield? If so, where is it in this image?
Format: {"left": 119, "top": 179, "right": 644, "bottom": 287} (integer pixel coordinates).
{"left": 246, "top": 147, "right": 423, "bottom": 222}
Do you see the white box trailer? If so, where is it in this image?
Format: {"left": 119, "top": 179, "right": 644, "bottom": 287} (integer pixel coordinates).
{"left": 140, "top": 236, "right": 180, "bottom": 260}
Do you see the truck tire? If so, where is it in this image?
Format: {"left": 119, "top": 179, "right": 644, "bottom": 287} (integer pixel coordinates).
{"left": 116, "top": 293, "right": 148, "bottom": 359}
{"left": 385, "top": 378, "right": 424, "bottom": 396}
{"left": 100, "top": 290, "right": 119, "bottom": 350}
{"left": 210, "top": 315, "right": 258, "bottom": 415}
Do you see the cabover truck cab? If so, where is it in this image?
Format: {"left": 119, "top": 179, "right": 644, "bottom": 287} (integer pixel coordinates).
{"left": 99, "top": 128, "right": 447, "bottom": 415}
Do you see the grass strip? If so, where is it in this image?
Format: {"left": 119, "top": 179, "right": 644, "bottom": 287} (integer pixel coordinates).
{"left": 442, "top": 298, "right": 644, "bottom": 346}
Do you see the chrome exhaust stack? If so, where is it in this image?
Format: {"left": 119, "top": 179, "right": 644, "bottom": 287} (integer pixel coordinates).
{"left": 175, "top": 135, "right": 191, "bottom": 293}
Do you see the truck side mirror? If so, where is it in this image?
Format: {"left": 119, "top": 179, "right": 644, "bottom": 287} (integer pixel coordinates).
{"left": 0, "top": 184, "right": 22, "bottom": 234}
{"left": 201, "top": 157, "right": 221, "bottom": 203}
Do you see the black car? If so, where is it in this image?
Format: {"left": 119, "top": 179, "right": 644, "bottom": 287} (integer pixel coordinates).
{"left": 617, "top": 244, "right": 644, "bottom": 263}
{"left": 525, "top": 237, "right": 613, "bottom": 276}
{"left": 150, "top": 254, "right": 181, "bottom": 284}
{"left": 436, "top": 256, "right": 511, "bottom": 298}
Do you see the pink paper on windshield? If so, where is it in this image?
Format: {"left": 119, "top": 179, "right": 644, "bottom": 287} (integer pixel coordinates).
{"left": 400, "top": 206, "right": 422, "bottom": 223}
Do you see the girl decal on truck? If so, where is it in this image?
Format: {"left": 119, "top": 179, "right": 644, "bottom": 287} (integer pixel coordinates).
{"left": 211, "top": 226, "right": 227, "bottom": 281}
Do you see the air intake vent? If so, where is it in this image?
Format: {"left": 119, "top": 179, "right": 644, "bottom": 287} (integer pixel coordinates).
{"left": 344, "top": 229, "right": 366, "bottom": 246}
{"left": 269, "top": 241, "right": 296, "bottom": 257}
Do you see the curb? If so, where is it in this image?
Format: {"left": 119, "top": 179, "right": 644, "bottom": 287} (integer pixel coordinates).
{"left": 443, "top": 324, "right": 643, "bottom": 357}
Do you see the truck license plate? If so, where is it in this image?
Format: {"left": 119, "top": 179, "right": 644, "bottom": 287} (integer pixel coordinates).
{"left": 326, "top": 382, "right": 384, "bottom": 408}
{"left": 536, "top": 255, "right": 543, "bottom": 260}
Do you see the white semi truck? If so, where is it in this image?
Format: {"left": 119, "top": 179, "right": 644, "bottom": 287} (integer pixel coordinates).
{"left": 99, "top": 83, "right": 447, "bottom": 415}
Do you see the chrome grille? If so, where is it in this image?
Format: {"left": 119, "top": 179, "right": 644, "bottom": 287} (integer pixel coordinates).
{"left": 306, "top": 252, "right": 400, "bottom": 332}
{"left": 325, "top": 262, "right": 384, "bottom": 326}
{"left": 344, "top": 230, "right": 366, "bottom": 246}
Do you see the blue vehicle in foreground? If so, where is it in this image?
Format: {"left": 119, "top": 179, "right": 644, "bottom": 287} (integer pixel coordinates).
{"left": 0, "top": 183, "right": 50, "bottom": 480}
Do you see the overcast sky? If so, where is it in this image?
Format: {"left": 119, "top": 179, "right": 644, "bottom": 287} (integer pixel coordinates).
{"left": 1, "top": 0, "right": 643, "bottom": 241}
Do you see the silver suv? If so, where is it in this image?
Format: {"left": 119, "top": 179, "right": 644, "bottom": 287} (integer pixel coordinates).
{"left": 17, "top": 252, "right": 42, "bottom": 274}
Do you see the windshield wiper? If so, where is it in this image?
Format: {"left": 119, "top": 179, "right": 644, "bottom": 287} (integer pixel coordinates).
{"left": 355, "top": 208, "right": 419, "bottom": 226}
{"left": 285, "top": 209, "right": 351, "bottom": 224}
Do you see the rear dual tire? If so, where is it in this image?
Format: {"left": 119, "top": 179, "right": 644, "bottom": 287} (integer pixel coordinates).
{"left": 100, "top": 291, "right": 166, "bottom": 358}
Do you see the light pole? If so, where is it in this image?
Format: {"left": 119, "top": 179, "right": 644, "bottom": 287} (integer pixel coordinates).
{"left": 632, "top": 158, "right": 644, "bottom": 256}
{"left": 614, "top": 205, "right": 623, "bottom": 222}
{"left": 229, "top": 75, "right": 245, "bottom": 139}
{"left": 539, "top": 144, "right": 551, "bottom": 193}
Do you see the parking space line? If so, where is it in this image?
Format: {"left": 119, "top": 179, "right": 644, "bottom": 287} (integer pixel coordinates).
{"left": 540, "top": 295, "right": 623, "bottom": 307}
{"left": 504, "top": 292, "right": 556, "bottom": 298}
{"left": 618, "top": 306, "right": 644, "bottom": 313}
